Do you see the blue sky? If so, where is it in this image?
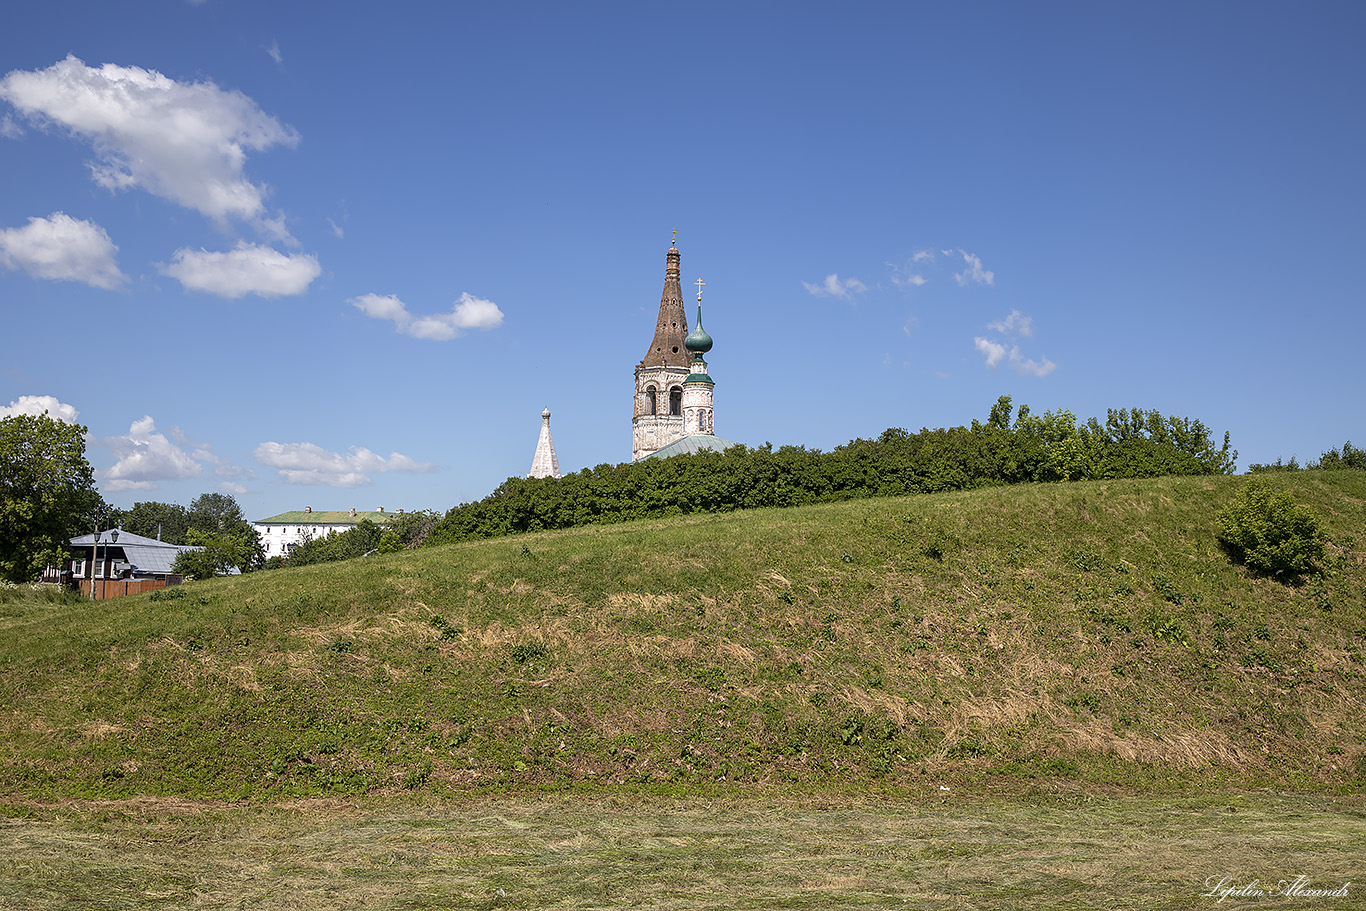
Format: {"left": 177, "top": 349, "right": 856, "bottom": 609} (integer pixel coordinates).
{"left": 2, "top": 1, "right": 1362, "bottom": 521}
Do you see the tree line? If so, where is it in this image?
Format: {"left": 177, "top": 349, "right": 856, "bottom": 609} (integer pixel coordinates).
{"left": 9, "top": 398, "right": 1358, "bottom": 582}
{"left": 417, "top": 397, "right": 1240, "bottom": 548}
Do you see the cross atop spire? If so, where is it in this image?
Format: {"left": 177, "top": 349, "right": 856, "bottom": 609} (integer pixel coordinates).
{"left": 694, "top": 277, "right": 705, "bottom": 302}
{"left": 671, "top": 228, "right": 677, "bottom": 248}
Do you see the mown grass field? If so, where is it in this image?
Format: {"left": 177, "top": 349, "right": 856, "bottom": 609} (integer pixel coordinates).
{"left": 2, "top": 791, "right": 1362, "bottom": 909}
{"left": 1, "top": 472, "right": 1363, "bottom": 907}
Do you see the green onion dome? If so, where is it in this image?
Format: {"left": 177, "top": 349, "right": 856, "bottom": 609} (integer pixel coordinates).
{"left": 684, "top": 305, "right": 713, "bottom": 354}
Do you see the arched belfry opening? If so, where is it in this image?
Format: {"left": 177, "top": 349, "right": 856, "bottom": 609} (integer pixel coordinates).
{"left": 669, "top": 387, "right": 682, "bottom": 416}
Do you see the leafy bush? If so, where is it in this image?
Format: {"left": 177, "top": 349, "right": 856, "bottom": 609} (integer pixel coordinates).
{"left": 1216, "top": 479, "right": 1324, "bottom": 578}
{"left": 285, "top": 519, "right": 384, "bottom": 567}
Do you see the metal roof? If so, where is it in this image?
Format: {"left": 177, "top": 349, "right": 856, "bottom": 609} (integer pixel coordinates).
{"left": 644, "top": 434, "right": 743, "bottom": 460}
{"left": 68, "top": 529, "right": 240, "bottom": 575}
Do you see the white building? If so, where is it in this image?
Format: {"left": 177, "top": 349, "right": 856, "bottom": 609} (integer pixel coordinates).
{"left": 253, "top": 506, "right": 399, "bottom": 557}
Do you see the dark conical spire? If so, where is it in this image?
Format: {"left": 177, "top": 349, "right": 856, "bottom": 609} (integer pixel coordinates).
{"left": 638, "top": 239, "right": 692, "bottom": 369}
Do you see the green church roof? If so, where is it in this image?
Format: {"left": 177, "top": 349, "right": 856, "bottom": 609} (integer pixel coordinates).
{"left": 255, "top": 510, "right": 397, "bottom": 525}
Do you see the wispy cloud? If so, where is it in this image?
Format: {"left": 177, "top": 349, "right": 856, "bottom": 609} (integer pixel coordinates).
{"left": 350, "top": 291, "right": 504, "bottom": 340}
{"left": 986, "top": 308, "right": 1032, "bottom": 337}
{"left": 1009, "top": 352, "right": 1056, "bottom": 377}
{"left": 159, "top": 242, "right": 320, "bottom": 298}
{"left": 954, "top": 249, "right": 994, "bottom": 286}
{"left": 974, "top": 337, "right": 1007, "bottom": 369}
{"left": 802, "top": 273, "right": 868, "bottom": 302}
{"left": 0, "top": 395, "right": 80, "bottom": 422}
{"left": 0, "top": 212, "right": 126, "bottom": 289}
{"left": 265, "top": 40, "right": 283, "bottom": 65}
{"left": 0, "top": 55, "right": 298, "bottom": 236}
{"left": 254, "top": 441, "right": 437, "bottom": 487}
{"left": 975, "top": 308, "right": 1056, "bottom": 377}
{"left": 170, "top": 426, "right": 255, "bottom": 490}
{"left": 889, "top": 259, "right": 928, "bottom": 290}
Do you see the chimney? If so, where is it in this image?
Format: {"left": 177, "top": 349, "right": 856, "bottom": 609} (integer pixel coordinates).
{"left": 304, "top": 506, "right": 312, "bottom": 513}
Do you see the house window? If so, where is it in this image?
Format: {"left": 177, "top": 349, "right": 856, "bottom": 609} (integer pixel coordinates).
{"left": 669, "top": 387, "right": 682, "bottom": 416}
{"left": 645, "top": 386, "right": 657, "bottom": 415}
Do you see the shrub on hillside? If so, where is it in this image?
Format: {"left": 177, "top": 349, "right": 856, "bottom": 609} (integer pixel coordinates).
{"left": 1216, "top": 479, "right": 1324, "bottom": 578}
{"left": 1317, "top": 441, "right": 1366, "bottom": 471}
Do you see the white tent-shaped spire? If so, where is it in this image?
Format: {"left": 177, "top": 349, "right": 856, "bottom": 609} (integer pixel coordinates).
{"left": 528, "top": 409, "right": 561, "bottom": 479}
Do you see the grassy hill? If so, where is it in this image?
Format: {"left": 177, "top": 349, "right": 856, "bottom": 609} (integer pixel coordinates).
{"left": 3, "top": 471, "right": 1364, "bottom": 800}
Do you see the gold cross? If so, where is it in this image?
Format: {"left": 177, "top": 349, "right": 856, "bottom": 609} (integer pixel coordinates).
{"left": 694, "top": 277, "right": 705, "bottom": 301}
{"left": 671, "top": 228, "right": 677, "bottom": 247}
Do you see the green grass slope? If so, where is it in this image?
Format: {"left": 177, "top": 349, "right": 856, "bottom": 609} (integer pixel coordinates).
{"left": 3, "top": 472, "right": 1363, "bottom": 799}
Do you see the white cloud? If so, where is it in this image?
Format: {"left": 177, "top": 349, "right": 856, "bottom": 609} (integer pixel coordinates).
{"left": 0, "top": 113, "right": 21, "bottom": 138}
{"left": 266, "top": 40, "right": 283, "bottom": 65}
{"left": 350, "top": 291, "right": 504, "bottom": 340}
{"left": 889, "top": 262, "right": 928, "bottom": 289}
{"left": 911, "top": 250, "right": 934, "bottom": 263}
{"left": 98, "top": 415, "right": 203, "bottom": 492}
{"left": 1010, "top": 352, "right": 1057, "bottom": 377}
{"left": 976, "top": 308, "right": 1054, "bottom": 376}
{"left": 327, "top": 218, "right": 344, "bottom": 239}
{"left": 801, "top": 273, "right": 868, "bottom": 301}
{"left": 0, "top": 55, "right": 298, "bottom": 230}
{"left": 974, "top": 339, "right": 1056, "bottom": 377}
{"left": 986, "top": 308, "right": 1033, "bottom": 338}
{"left": 974, "top": 337, "right": 1007, "bottom": 369}
{"left": 219, "top": 481, "right": 248, "bottom": 495}
{"left": 254, "top": 441, "right": 437, "bottom": 487}
{"left": 0, "top": 212, "right": 126, "bottom": 289}
{"left": 954, "top": 250, "right": 994, "bottom": 286}
{"left": 0, "top": 395, "right": 80, "bottom": 422}
{"left": 159, "top": 242, "right": 320, "bottom": 298}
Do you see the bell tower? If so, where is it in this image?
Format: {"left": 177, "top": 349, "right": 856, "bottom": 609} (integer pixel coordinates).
{"left": 681, "top": 278, "right": 715, "bottom": 436}
{"left": 632, "top": 236, "right": 693, "bottom": 461}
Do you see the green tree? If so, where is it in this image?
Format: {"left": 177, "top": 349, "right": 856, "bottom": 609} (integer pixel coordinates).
{"left": 173, "top": 529, "right": 250, "bottom": 580}
{"left": 114, "top": 501, "right": 191, "bottom": 544}
{"left": 188, "top": 493, "right": 247, "bottom": 534}
{"left": 0, "top": 413, "right": 101, "bottom": 583}
{"left": 187, "top": 493, "right": 263, "bottom": 570}
{"left": 1317, "top": 442, "right": 1366, "bottom": 471}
